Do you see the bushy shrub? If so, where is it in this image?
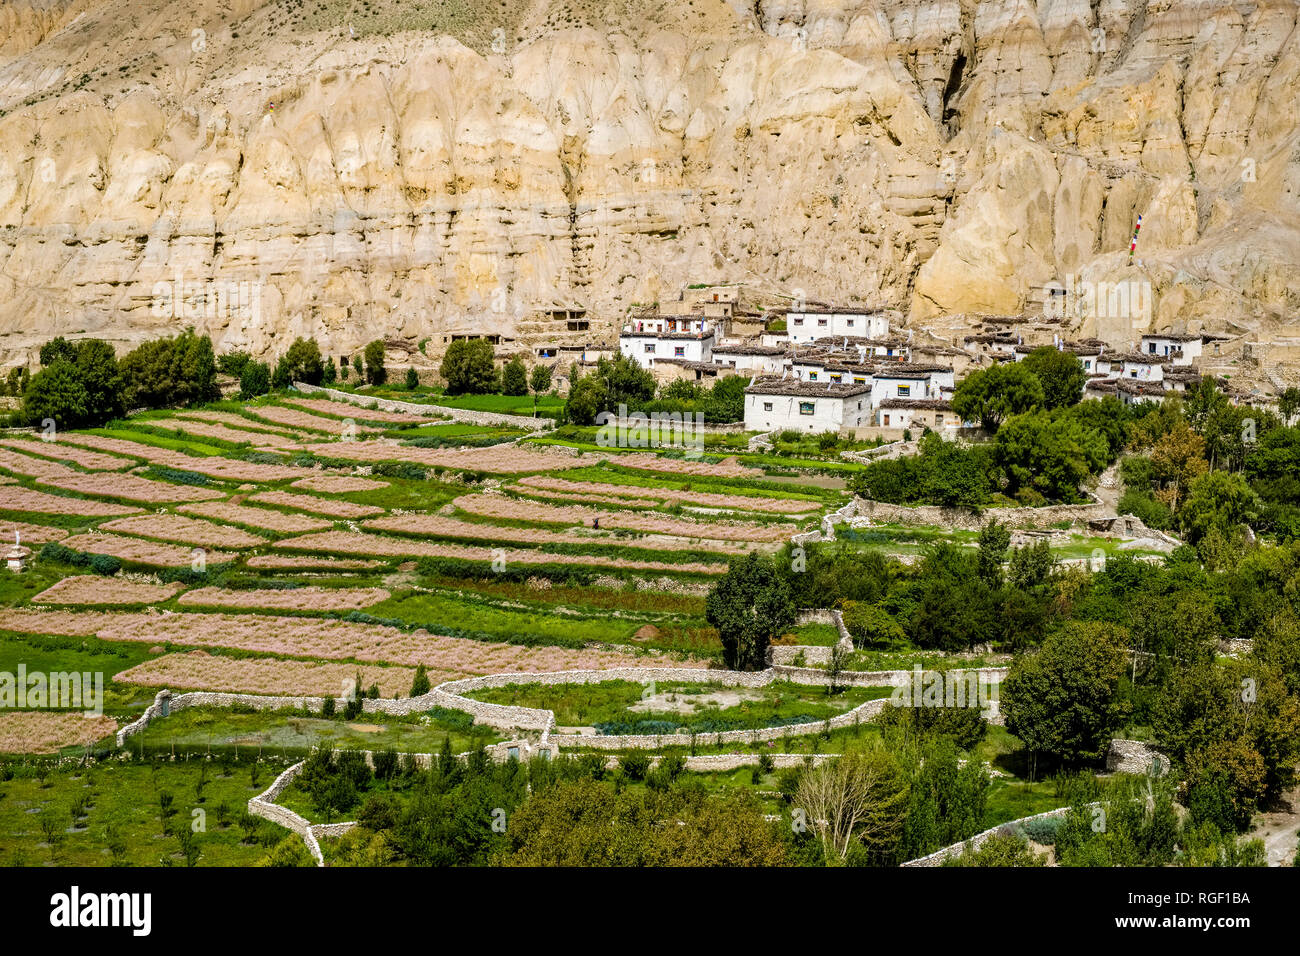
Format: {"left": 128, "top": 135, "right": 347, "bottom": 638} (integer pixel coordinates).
{"left": 619, "top": 752, "right": 651, "bottom": 781}
{"left": 1018, "top": 815, "right": 1063, "bottom": 846}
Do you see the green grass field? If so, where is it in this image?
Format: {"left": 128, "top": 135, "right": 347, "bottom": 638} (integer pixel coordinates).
{"left": 0, "top": 759, "right": 293, "bottom": 866}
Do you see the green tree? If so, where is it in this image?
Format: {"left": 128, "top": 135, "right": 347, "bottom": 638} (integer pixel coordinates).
{"left": 238, "top": 361, "right": 271, "bottom": 400}
{"left": 22, "top": 359, "right": 88, "bottom": 429}
{"left": 24, "top": 336, "right": 126, "bottom": 428}
{"left": 1178, "top": 470, "right": 1262, "bottom": 543}
{"left": 39, "top": 337, "right": 79, "bottom": 367}
{"left": 363, "top": 339, "right": 387, "bottom": 386}
{"left": 215, "top": 351, "right": 248, "bottom": 377}
{"left": 977, "top": 519, "right": 1011, "bottom": 588}
{"left": 951, "top": 362, "right": 1044, "bottom": 432}
{"left": 1279, "top": 387, "right": 1300, "bottom": 425}
{"left": 702, "top": 374, "right": 749, "bottom": 423}
{"left": 564, "top": 374, "right": 605, "bottom": 426}
{"left": 595, "top": 354, "right": 656, "bottom": 411}
{"left": 705, "top": 553, "right": 796, "bottom": 670}
{"left": 274, "top": 337, "right": 325, "bottom": 387}
{"left": 120, "top": 330, "right": 218, "bottom": 409}
{"left": 500, "top": 356, "right": 528, "bottom": 396}
{"left": 410, "top": 664, "right": 430, "bottom": 697}
{"left": 840, "top": 602, "right": 906, "bottom": 649}
{"left": 440, "top": 340, "right": 497, "bottom": 395}
{"left": 994, "top": 410, "right": 1108, "bottom": 503}
{"left": 404, "top": 366, "right": 419, "bottom": 390}
{"left": 529, "top": 364, "right": 552, "bottom": 395}
{"left": 1021, "top": 346, "right": 1087, "bottom": 409}
{"left": 1001, "top": 621, "right": 1130, "bottom": 776}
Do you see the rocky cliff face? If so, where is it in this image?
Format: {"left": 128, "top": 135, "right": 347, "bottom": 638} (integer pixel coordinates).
{"left": 0, "top": 0, "right": 1296, "bottom": 366}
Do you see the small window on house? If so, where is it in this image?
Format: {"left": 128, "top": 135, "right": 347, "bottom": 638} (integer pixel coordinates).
{"left": 831, "top": 374, "right": 842, "bottom": 383}
{"left": 793, "top": 318, "right": 803, "bottom": 326}
{"left": 675, "top": 346, "right": 685, "bottom": 357}
{"left": 817, "top": 319, "right": 828, "bottom": 327}
{"left": 936, "top": 413, "right": 945, "bottom": 425}
{"left": 799, "top": 402, "right": 814, "bottom": 415}
{"left": 1148, "top": 342, "right": 1157, "bottom": 353}
{"left": 847, "top": 319, "right": 855, "bottom": 327}
{"left": 644, "top": 343, "right": 655, "bottom": 353}
{"left": 763, "top": 402, "right": 773, "bottom": 412}
{"left": 898, "top": 385, "right": 911, "bottom": 397}
{"left": 809, "top": 372, "right": 818, "bottom": 381}
{"left": 883, "top": 414, "right": 890, "bottom": 426}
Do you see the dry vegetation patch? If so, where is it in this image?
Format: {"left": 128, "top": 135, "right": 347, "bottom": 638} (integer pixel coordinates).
{"left": 100, "top": 514, "right": 267, "bottom": 549}
{"left": 31, "top": 576, "right": 183, "bottom": 606}
{"left": 274, "top": 530, "right": 727, "bottom": 574}
{"left": 58, "top": 434, "right": 312, "bottom": 482}
{"left": 246, "top": 405, "right": 382, "bottom": 434}
{"left": 146, "top": 418, "right": 302, "bottom": 448}
{"left": 244, "top": 554, "right": 384, "bottom": 570}
{"left": 177, "top": 586, "right": 390, "bottom": 611}
{"left": 291, "top": 475, "right": 388, "bottom": 493}
{"left": 0, "top": 437, "right": 134, "bottom": 470}
{"left": 0, "top": 519, "right": 70, "bottom": 545}
{"left": 60, "top": 533, "right": 234, "bottom": 566}
{"left": 516, "top": 475, "right": 819, "bottom": 514}
{"left": 0, "top": 608, "right": 142, "bottom": 637}
{"left": 456, "top": 494, "right": 789, "bottom": 542}
{"left": 177, "top": 500, "right": 332, "bottom": 534}
{"left": 0, "top": 711, "right": 118, "bottom": 754}
{"left": 113, "top": 652, "right": 426, "bottom": 697}
{"left": 249, "top": 490, "right": 382, "bottom": 518}
{"left": 363, "top": 513, "right": 746, "bottom": 554}
{"left": 297, "top": 441, "right": 586, "bottom": 473}
{"left": 285, "top": 397, "right": 441, "bottom": 424}
{"left": 0, "top": 487, "right": 141, "bottom": 517}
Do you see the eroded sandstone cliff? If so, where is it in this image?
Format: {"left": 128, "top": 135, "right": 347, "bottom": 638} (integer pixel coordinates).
{"left": 0, "top": 0, "right": 1296, "bottom": 367}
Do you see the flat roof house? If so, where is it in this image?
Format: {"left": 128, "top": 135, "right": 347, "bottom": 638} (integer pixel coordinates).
{"left": 876, "top": 398, "right": 956, "bottom": 431}
{"left": 1141, "top": 333, "right": 1203, "bottom": 366}
{"left": 710, "top": 343, "right": 788, "bottom": 376}
{"left": 744, "top": 379, "right": 873, "bottom": 434}
{"left": 785, "top": 308, "right": 888, "bottom": 344}
{"left": 619, "top": 328, "right": 715, "bottom": 369}
{"left": 1113, "top": 352, "right": 1166, "bottom": 382}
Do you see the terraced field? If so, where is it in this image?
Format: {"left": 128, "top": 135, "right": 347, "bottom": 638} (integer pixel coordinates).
{"left": 0, "top": 391, "right": 840, "bottom": 756}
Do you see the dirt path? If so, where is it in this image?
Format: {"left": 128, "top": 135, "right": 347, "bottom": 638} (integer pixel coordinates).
{"left": 1094, "top": 462, "right": 1122, "bottom": 513}
{"left": 1250, "top": 781, "right": 1300, "bottom": 866}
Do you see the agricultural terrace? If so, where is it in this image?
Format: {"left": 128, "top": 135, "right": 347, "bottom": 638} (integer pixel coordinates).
{"left": 3, "top": 377, "right": 1296, "bottom": 871}
{"left": 0, "top": 387, "right": 842, "bottom": 766}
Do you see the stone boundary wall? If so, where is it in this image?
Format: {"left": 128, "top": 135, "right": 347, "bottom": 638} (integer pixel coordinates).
{"left": 548, "top": 698, "right": 890, "bottom": 750}
{"left": 1105, "top": 738, "right": 1168, "bottom": 775}
{"left": 293, "top": 382, "right": 548, "bottom": 430}
{"left": 120, "top": 660, "right": 1007, "bottom": 751}
{"left": 772, "top": 609, "right": 852, "bottom": 665}
{"left": 851, "top": 495, "right": 1109, "bottom": 531}
{"left": 116, "top": 690, "right": 330, "bottom": 747}
{"left": 900, "top": 803, "right": 1100, "bottom": 867}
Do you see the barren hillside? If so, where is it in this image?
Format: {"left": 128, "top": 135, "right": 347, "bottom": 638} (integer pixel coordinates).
{"left": 0, "top": 0, "right": 1296, "bottom": 368}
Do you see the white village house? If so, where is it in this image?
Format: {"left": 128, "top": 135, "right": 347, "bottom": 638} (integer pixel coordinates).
{"left": 619, "top": 325, "right": 716, "bottom": 370}
{"left": 744, "top": 379, "right": 873, "bottom": 434}
{"left": 784, "top": 308, "right": 888, "bottom": 344}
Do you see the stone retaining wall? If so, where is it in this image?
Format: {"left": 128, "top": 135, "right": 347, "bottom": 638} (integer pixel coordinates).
{"left": 900, "top": 803, "right": 1100, "bottom": 866}
{"left": 1105, "top": 738, "right": 1168, "bottom": 775}
{"left": 294, "top": 382, "right": 548, "bottom": 430}
{"left": 851, "top": 495, "right": 1109, "bottom": 531}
